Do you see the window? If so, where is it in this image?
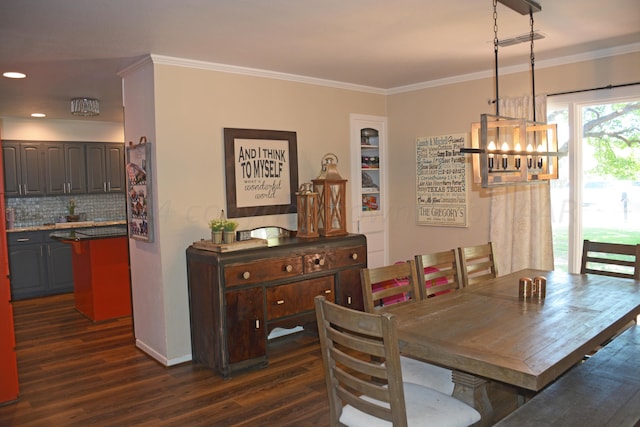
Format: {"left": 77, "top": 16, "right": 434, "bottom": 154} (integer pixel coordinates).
{"left": 548, "top": 85, "right": 640, "bottom": 273}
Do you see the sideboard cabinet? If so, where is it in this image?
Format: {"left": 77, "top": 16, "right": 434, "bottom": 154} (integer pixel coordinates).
{"left": 186, "top": 233, "right": 367, "bottom": 377}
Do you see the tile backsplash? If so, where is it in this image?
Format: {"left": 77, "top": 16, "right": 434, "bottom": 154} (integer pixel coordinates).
{"left": 6, "top": 193, "right": 126, "bottom": 228}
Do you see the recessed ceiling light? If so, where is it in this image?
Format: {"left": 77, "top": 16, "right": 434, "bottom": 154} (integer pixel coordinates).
{"left": 31, "top": 113, "right": 46, "bottom": 118}
{"left": 3, "top": 71, "right": 26, "bottom": 79}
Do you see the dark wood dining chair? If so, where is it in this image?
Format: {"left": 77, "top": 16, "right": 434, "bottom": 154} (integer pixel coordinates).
{"left": 361, "top": 260, "right": 455, "bottom": 395}
{"left": 415, "top": 249, "right": 463, "bottom": 299}
{"left": 458, "top": 242, "right": 498, "bottom": 287}
{"left": 580, "top": 240, "right": 640, "bottom": 280}
{"left": 314, "top": 296, "right": 481, "bottom": 427}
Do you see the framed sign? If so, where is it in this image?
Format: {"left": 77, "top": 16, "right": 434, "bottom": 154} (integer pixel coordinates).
{"left": 416, "top": 133, "right": 469, "bottom": 227}
{"left": 223, "top": 128, "right": 298, "bottom": 218}
{"left": 126, "top": 139, "right": 154, "bottom": 241}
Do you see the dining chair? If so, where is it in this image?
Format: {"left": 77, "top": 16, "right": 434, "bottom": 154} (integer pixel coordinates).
{"left": 458, "top": 242, "right": 498, "bottom": 287}
{"left": 360, "top": 260, "right": 422, "bottom": 313}
{"left": 580, "top": 240, "right": 640, "bottom": 280}
{"left": 314, "top": 296, "right": 481, "bottom": 427}
{"left": 415, "top": 249, "right": 463, "bottom": 299}
{"left": 361, "top": 260, "right": 455, "bottom": 395}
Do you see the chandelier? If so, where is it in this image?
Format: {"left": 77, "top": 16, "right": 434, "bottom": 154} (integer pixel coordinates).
{"left": 461, "top": 0, "right": 560, "bottom": 188}
{"left": 71, "top": 98, "right": 100, "bottom": 116}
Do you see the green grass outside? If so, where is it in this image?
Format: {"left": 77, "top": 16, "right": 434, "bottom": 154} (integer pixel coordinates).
{"left": 553, "top": 224, "right": 640, "bottom": 272}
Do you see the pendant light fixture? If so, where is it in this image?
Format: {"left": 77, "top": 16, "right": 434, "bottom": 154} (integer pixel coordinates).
{"left": 461, "top": 0, "right": 560, "bottom": 188}
{"left": 71, "top": 97, "right": 100, "bottom": 116}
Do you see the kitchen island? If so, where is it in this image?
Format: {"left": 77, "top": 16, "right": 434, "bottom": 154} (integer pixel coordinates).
{"left": 50, "top": 226, "right": 131, "bottom": 321}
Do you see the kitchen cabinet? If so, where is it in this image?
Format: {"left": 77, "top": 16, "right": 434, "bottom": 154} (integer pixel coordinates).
{"left": 2, "top": 140, "right": 124, "bottom": 197}
{"left": 8, "top": 230, "right": 73, "bottom": 300}
{"left": 44, "top": 142, "right": 87, "bottom": 194}
{"left": 86, "top": 143, "right": 125, "bottom": 193}
{"left": 186, "top": 233, "right": 367, "bottom": 377}
{"left": 2, "top": 141, "right": 46, "bottom": 197}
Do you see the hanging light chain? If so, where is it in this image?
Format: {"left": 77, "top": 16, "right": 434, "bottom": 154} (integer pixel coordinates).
{"left": 493, "top": 0, "right": 500, "bottom": 116}
{"left": 530, "top": 10, "right": 536, "bottom": 122}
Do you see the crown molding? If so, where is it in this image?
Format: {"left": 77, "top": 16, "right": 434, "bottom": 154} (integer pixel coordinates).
{"left": 119, "top": 42, "right": 640, "bottom": 97}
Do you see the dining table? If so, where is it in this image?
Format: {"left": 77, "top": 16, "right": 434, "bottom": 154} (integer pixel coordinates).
{"left": 383, "top": 268, "right": 640, "bottom": 426}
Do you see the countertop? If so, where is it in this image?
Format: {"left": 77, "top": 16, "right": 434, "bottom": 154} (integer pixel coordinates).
{"left": 50, "top": 225, "right": 128, "bottom": 241}
{"left": 7, "top": 220, "right": 126, "bottom": 233}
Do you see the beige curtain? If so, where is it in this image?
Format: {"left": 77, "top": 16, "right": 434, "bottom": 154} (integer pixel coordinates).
{"left": 490, "top": 95, "right": 555, "bottom": 275}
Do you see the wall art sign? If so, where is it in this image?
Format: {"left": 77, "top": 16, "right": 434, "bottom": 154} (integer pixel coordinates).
{"left": 223, "top": 128, "right": 298, "bottom": 218}
{"left": 416, "top": 133, "right": 469, "bottom": 227}
{"left": 126, "top": 137, "right": 154, "bottom": 241}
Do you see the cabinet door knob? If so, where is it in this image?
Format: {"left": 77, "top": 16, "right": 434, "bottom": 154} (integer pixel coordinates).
{"left": 314, "top": 258, "right": 325, "bottom": 266}
{"left": 347, "top": 296, "right": 352, "bottom": 304}
{"left": 284, "top": 264, "right": 293, "bottom": 272}
{"left": 323, "top": 289, "right": 332, "bottom": 294}
{"left": 274, "top": 299, "right": 285, "bottom": 305}
{"left": 255, "top": 319, "right": 260, "bottom": 329}
{"left": 351, "top": 253, "right": 358, "bottom": 260}
{"left": 242, "top": 271, "right": 251, "bottom": 279}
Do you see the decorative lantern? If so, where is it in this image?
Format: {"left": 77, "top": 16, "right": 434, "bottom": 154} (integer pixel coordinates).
{"left": 296, "top": 183, "right": 319, "bottom": 238}
{"left": 312, "top": 153, "right": 348, "bottom": 237}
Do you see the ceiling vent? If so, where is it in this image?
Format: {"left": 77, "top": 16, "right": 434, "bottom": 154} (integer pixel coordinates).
{"left": 498, "top": 30, "right": 545, "bottom": 47}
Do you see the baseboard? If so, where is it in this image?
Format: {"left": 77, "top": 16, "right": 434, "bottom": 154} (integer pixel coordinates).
{"left": 135, "top": 338, "right": 192, "bottom": 367}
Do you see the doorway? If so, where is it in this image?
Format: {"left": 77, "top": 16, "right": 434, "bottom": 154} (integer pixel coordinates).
{"left": 549, "top": 85, "right": 640, "bottom": 273}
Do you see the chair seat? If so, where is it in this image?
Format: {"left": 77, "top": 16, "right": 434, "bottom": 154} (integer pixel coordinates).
{"left": 400, "top": 356, "right": 454, "bottom": 395}
{"left": 340, "top": 382, "right": 481, "bottom": 427}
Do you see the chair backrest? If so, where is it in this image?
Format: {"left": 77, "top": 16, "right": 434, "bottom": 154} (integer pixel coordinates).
{"left": 458, "top": 242, "right": 498, "bottom": 287}
{"left": 415, "top": 250, "right": 463, "bottom": 298}
{"left": 360, "top": 260, "right": 422, "bottom": 313}
{"left": 580, "top": 240, "right": 640, "bottom": 280}
{"left": 314, "top": 295, "right": 408, "bottom": 427}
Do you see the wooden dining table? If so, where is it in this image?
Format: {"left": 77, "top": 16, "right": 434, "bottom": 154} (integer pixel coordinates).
{"left": 383, "top": 268, "right": 640, "bottom": 426}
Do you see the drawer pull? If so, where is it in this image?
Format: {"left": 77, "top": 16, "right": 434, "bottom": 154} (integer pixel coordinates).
{"left": 323, "top": 289, "right": 332, "bottom": 294}
{"left": 255, "top": 319, "right": 260, "bottom": 329}
{"left": 242, "top": 271, "right": 251, "bottom": 280}
{"left": 274, "top": 299, "right": 285, "bottom": 305}
{"left": 351, "top": 253, "right": 358, "bottom": 260}
{"left": 17, "top": 238, "right": 30, "bottom": 242}
{"left": 314, "top": 258, "right": 325, "bottom": 266}
{"left": 347, "top": 296, "right": 352, "bottom": 304}
{"left": 284, "top": 264, "right": 293, "bottom": 272}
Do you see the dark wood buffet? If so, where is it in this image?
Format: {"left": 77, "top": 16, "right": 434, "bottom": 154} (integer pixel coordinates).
{"left": 186, "top": 233, "right": 366, "bottom": 377}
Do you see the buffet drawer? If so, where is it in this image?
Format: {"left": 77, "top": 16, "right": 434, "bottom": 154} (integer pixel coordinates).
{"left": 266, "top": 276, "right": 334, "bottom": 320}
{"left": 303, "top": 245, "right": 366, "bottom": 273}
{"left": 224, "top": 256, "right": 303, "bottom": 287}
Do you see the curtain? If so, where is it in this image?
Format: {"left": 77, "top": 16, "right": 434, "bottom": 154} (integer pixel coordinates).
{"left": 490, "top": 95, "right": 555, "bottom": 275}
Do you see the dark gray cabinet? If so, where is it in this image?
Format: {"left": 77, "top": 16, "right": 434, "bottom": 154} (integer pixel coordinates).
{"left": 2, "top": 141, "right": 46, "bottom": 197}
{"left": 86, "top": 143, "right": 125, "bottom": 193}
{"left": 8, "top": 230, "right": 73, "bottom": 300}
{"left": 44, "top": 142, "right": 87, "bottom": 195}
{"left": 2, "top": 140, "right": 124, "bottom": 197}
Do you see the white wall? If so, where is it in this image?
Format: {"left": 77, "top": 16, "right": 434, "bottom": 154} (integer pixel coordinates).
{"left": 387, "top": 50, "right": 640, "bottom": 263}
{"left": 121, "top": 56, "right": 387, "bottom": 364}
{"left": 0, "top": 117, "right": 123, "bottom": 142}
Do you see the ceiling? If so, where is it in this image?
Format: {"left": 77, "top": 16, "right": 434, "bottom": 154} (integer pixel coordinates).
{"left": 1, "top": 0, "right": 639, "bottom": 123}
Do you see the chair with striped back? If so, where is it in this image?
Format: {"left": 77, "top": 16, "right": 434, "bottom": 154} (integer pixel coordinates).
{"left": 580, "top": 240, "right": 640, "bottom": 279}
{"left": 415, "top": 249, "right": 463, "bottom": 298}
{"left": 361, "top": 260, "right": 455, "bottom": 396}
{"left": 458, "top": 242, "right": 498, "bottom": 287}
{"left": 314, "top": 296, "right": 481, "bottom": 427}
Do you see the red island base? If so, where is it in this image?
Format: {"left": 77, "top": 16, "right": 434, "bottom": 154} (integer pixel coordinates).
{"left": 70, "top": 237, "right": 131, "bottom": 321}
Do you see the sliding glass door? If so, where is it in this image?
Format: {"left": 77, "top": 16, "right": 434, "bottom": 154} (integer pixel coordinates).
{"left": 548, "top": 86, "right": 640, "bottom": 273}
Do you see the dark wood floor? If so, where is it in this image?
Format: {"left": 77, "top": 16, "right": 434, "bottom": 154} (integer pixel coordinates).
{"left": 0, "top": 293, "right": 331, "bottom": 426}
{"left": 0, "top": 293, "right": 519, "bottom": 426}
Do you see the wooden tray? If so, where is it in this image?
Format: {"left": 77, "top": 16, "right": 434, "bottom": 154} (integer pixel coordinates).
{"left": 192, "top": 238, "right": 268, "bottom": 253}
